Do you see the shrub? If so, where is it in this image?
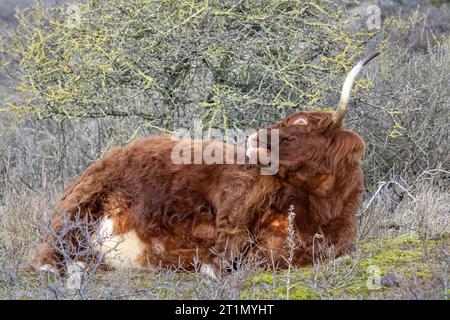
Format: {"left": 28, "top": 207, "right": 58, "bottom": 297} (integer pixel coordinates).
{"left": 0, "top": 1, "right": 448, "bottom": 191}
{"left": 353, "top": 14, "right": 450, "bottom": 185}
{"left": 1, "top": 0, "right": 370, "bottom": 131}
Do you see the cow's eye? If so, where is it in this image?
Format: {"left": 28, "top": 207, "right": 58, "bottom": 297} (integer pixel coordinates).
{"left": 293, "top": 117, "right": 308, "bottom": 126}
{"left": 282, "top": 136, "right": 297, "bottom": 144}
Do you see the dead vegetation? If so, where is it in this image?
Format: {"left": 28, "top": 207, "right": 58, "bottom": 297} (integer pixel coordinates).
{"left": 0, "top": 0, "right": 449, "bottom": 300}
{"left": 0, "top": 176, "right": 448, "bottom": 300}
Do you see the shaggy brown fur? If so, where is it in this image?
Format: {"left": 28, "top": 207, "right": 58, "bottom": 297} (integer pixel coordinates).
{"left": 36, "top": 110, "right": 365, "bottom": 275}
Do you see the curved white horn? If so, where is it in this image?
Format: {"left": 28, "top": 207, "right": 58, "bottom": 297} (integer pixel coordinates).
{"left": 333, "top": 51, "right": 380, "bottom": 124}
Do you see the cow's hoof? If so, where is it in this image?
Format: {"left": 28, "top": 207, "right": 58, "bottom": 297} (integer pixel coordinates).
{"left": 67, "top": 261, "right": 86, "bottom": 273}
{"left": 200, "top": 263, "right": 219, "bottom": 280}
{"left": 66, "top": 261, "right": 86, "bottom": 290}
{"left": 37, "top": 264, "right": 58, "bottom": 276}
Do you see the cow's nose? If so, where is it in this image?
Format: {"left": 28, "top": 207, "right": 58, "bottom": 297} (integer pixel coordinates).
{"left": 257, "top": 129, "right": 272, "bottom": 149}
{"left": 247, "top": 132, "right": 258, "bottom": 148}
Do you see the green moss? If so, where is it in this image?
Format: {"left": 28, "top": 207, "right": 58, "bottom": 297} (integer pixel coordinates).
{"left": 331, "top": 234, "right": 441, "bottom": 297}
{"left": 360, "top": 248, "right": 422, "bottom": 273}
{"left": 129, "top": 273, "right": 153, "bottom": 287}
{"left": 359, "top": 233, "right": 421, "bottom": 252}
{"left": 242, "top": 233, "right": 443, "bottom": 299}
{"left": 250, "top": 271, "right": 274, "bottom": 285}
{"left": 278, "top": 283, "right": 318, "bottom": 300}
{"left": 10, "top": 233, "right": 440, "bottom": 300}
{"left": 430, "top": 0, "right": 450, "bottom": 5}
{"left": 403, "top": 264, "right": 432, "bottom": 279}
{"left": 358, "top": 233, "right": 437, "bottom": 280}
{"left": 331, "top": 279, "right": 371, "bottom": 297}
{"left": 241, "top": 268, "right": 318, "bottom": 300}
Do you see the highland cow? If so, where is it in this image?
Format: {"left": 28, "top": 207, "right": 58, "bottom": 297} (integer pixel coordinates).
{"left": 36, "top": 52, "right": 380, "bottom": 278}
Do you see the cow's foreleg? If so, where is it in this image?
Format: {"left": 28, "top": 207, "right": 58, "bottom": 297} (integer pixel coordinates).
{"left": 321, "top": 214, "right": 357, "bottom": 258}
{"left": 319, "top": 188, "right": 361, "bottom": 260}
{"left": 201, "top": 204, "right": 251, "bottom": 278}
{"left": 292, "top": 211, "right": 357, "bottom": 266}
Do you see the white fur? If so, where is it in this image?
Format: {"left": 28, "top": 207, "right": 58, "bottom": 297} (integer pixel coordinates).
{"left": 93, "top": 217, "right": 146, "bottom": 269}
{"left": 246, "top": 132, "right": 259, "bottom": 161}
{"left": 98, "top": 217, "right": 114, "bottom": 239}
{"left": 200, "top": 263, "right": 219, "bottom": 279}
{"left": 247, "top": 132, "right": 258, "bottom": 146}
{"left": 246, "top": 147, "right": 258, "bottom": 162}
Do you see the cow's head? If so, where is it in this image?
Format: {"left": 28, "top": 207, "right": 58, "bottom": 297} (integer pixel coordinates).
{"left": 247, "top": 52, "right": 379, "bottom": 180}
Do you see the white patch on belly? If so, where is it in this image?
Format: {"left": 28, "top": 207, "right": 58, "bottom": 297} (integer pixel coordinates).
{"left": 93, "top": 217, "right": 146, "bottom": 269}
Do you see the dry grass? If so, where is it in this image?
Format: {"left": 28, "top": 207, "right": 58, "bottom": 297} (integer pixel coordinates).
{"left": 0, "top": 175, "right": 448, "bottom": 300}
{"left": 0, "top": 0, "right": 449, "bottom": 300}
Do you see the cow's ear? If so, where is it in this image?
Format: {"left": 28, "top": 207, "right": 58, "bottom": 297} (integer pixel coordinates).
{"left": 326, "top": 130, "right": 365, "bottom": 171}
